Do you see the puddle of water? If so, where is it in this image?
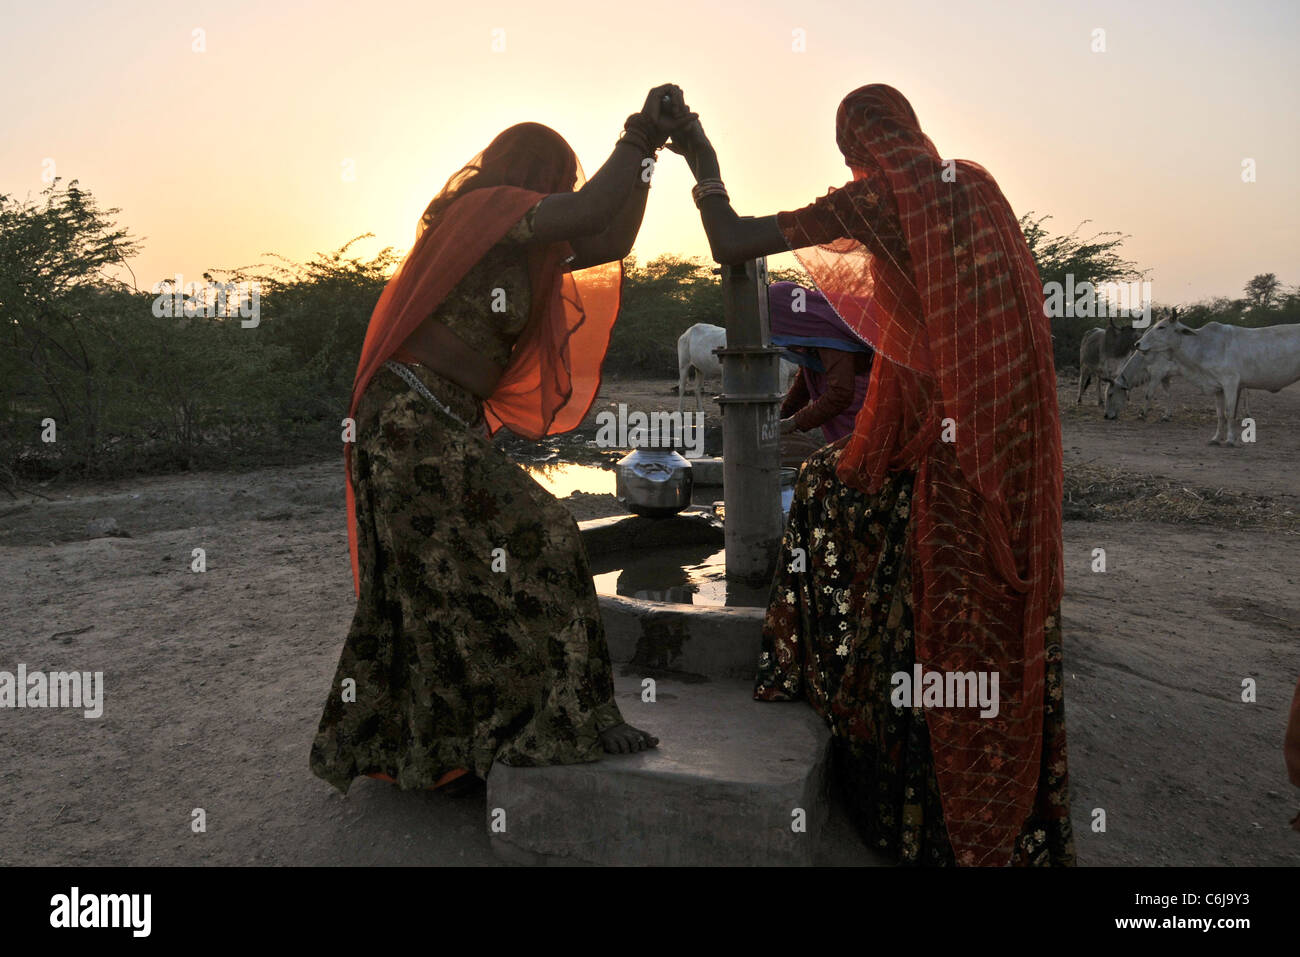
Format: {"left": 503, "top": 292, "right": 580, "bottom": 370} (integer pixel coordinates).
{"left": 591, "top": 543, "right": 768, "bottom": 608}
{"left": 523, "top": 460, "right": 724, "bottom": 508}
{"left": 524, "top": 462, "right": 777, "bottom": 607}
{"left": 523, "top": 461, "right": 615, "bottom": 497}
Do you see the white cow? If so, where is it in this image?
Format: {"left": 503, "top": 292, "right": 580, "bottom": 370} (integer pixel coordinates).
{"left": 1106, "top": 348, "right": 1252, "bottom": 422}
{"left": 1135, "top": 317, "right": 1300, "bottom": 445}
{"left": 1103, "top": 348, "right": 1179, "bottom": 420}
{"left": 1100, "top": 319, "right": 1140, "bottom": 379}
{"left": 676, "top": 322, "right": 796, "bottom": 412}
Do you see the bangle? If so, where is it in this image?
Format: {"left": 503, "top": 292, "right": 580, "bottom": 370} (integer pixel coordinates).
{"left": 624, "top": 112, "right": 668, "bottom": 151}
{"left": 618, "top": 113, "right": 656, "bottom": 156}
{"left": 693, "top": 187, "right": 728, "bottom": 208}
{"left": 617, "top": 128, "right": 653, "bottom": 158}
{"left": 692, "top": 178, "right": 728, "bottom": 208}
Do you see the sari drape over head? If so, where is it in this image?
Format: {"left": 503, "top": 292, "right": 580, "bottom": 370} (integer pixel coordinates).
{"left": 777, "top": 85, "right": 1064, "bottom": 865}
{"left": 345, "top": 123, "right": 622, "bottom": 593}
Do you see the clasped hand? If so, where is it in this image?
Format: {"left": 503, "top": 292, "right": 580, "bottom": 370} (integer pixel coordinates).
{"left": 639, "top": 85, "right": 697, "bottom": 146}
{"left": 639, "top": 85, "right": 712, "bottom": 170}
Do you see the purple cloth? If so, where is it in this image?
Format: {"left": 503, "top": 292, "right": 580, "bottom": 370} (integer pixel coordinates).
{"left": 769, "top": 281, "right": 872, "bottom": 442}
{"left": 769, "top": 281, "right": 872, "bottom": 354}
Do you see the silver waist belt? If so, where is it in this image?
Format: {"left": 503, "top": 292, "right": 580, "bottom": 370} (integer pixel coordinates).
{"left": 383, "top": 360, "right": 483, "bottom": 433}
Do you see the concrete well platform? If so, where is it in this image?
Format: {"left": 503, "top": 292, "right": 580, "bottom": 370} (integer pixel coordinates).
{"left": 487, "top": 675, "right": 831, "bottom": 866}
{"left": 581, "top": 512, "right": 767, "bottom": 680}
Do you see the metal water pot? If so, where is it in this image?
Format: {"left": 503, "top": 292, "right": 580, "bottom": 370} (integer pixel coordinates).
{"left": 615, "top": 449, "right": 693, "bottom": 518}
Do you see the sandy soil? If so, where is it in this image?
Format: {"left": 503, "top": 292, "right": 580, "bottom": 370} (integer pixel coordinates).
{"left": 1, "top": 371, "right": 1297, "bottom": 866}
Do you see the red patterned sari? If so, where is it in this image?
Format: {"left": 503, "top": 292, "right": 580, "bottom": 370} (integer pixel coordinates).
{"left": 755, "top": 85, "right": 1073, "bottom": 866}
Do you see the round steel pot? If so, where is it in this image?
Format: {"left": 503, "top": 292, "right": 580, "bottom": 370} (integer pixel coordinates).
{"left": 615, "top": 449, "right": 694, "bottom": 518}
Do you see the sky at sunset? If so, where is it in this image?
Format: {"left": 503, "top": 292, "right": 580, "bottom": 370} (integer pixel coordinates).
{"left": 2, "top": 0, "right": 1296, "bottom": 304}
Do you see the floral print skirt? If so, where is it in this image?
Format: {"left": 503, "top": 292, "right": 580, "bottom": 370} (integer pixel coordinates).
{"left": 754, "top": 440, "right": 1075, "bottom": 865}
{"left": 310, "top": 363, "right": 624, "bottom": 794}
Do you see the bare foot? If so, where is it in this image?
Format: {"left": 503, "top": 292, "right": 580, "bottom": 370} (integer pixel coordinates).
{"left": 599, "top": 722, "right": 659, "bottom": 755}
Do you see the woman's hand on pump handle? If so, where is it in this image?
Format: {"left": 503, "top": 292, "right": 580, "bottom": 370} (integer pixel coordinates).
{"left": 665, "top": 116, "right": 714, "bottom": 175}
{"left": 642, "top": 85, "right": 695, "bottom": 142}
{"left": 530, "top": 84, "right": 693, "bottom": 262}
{"left": 623, "top": 84, "right": 697, "bottom": 152}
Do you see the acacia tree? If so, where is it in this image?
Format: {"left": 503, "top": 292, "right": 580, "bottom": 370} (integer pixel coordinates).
{"left": 1018, "top": 212, "right": 1142, "bottom": 290}
{"left": 0, "top": 179, "right": 140, "bottom": 478}
{"left": 1018, "top": 212, "right": 1144, "bottom": 369}
{"left": 1243, "top": 272, "right": 1280, "bottom": 309}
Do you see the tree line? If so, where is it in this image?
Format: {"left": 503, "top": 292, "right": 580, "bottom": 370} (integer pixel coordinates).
{"left": 3, "top": 180, "right": 1296, "bottom": 484}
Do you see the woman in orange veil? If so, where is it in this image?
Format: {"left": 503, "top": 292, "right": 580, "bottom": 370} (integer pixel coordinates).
{"left": 671, "top": 85, "right": 1074, "bottom": 866}
{"left": 310, "top": 86, "right": 692, "bottom": 795}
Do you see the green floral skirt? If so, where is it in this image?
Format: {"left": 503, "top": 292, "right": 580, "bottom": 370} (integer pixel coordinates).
{"left": 755, "top": 440, "right": 1076, "bottom": 865}
{"left": 310, "top": 363, "right": 624, "bottom": 793}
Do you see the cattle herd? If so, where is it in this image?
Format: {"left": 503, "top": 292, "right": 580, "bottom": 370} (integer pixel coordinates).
{"left": 678, "top": 311, "right": 1299, "bottom": 448}
{"left": 1079, "top": 309, "right": 1300, "bottom": 446}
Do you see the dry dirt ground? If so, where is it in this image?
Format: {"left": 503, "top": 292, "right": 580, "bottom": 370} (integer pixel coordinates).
{"left": 1, "top": 371, "right": 1297, "bottom": 866}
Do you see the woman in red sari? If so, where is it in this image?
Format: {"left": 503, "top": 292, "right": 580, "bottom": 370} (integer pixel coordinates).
{"left": 311, "top": 86, "right": 693, "bottom": 796}
{"left": 670, "top": 85, "right": 1075, "bottom": 865}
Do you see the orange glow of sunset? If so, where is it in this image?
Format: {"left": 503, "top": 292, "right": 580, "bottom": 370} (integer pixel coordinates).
{"left": 2, "top": 0, "right": 1296, "bottom": 302}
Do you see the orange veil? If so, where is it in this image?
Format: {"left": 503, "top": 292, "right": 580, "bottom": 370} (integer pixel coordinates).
{"left": 345, "top": 123, "right": 622, "bottom": 593}
{"left": 779, "top": 86, "right": 1065, "bottom": 865}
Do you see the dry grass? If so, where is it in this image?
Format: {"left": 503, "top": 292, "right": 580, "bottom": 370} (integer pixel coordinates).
{"left": 1064, "top": 463, "right": 1299, "bottom": 532}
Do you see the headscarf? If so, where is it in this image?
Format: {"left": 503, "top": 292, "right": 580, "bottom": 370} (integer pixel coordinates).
{"left": 768, "top": 280, "right": 872, "bottom": 442}
{"left": 346, "top": 123, "right": 623, "bottom": 593}
{"left": 778, "top": 85, "right": 1064, "bottom": 865}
